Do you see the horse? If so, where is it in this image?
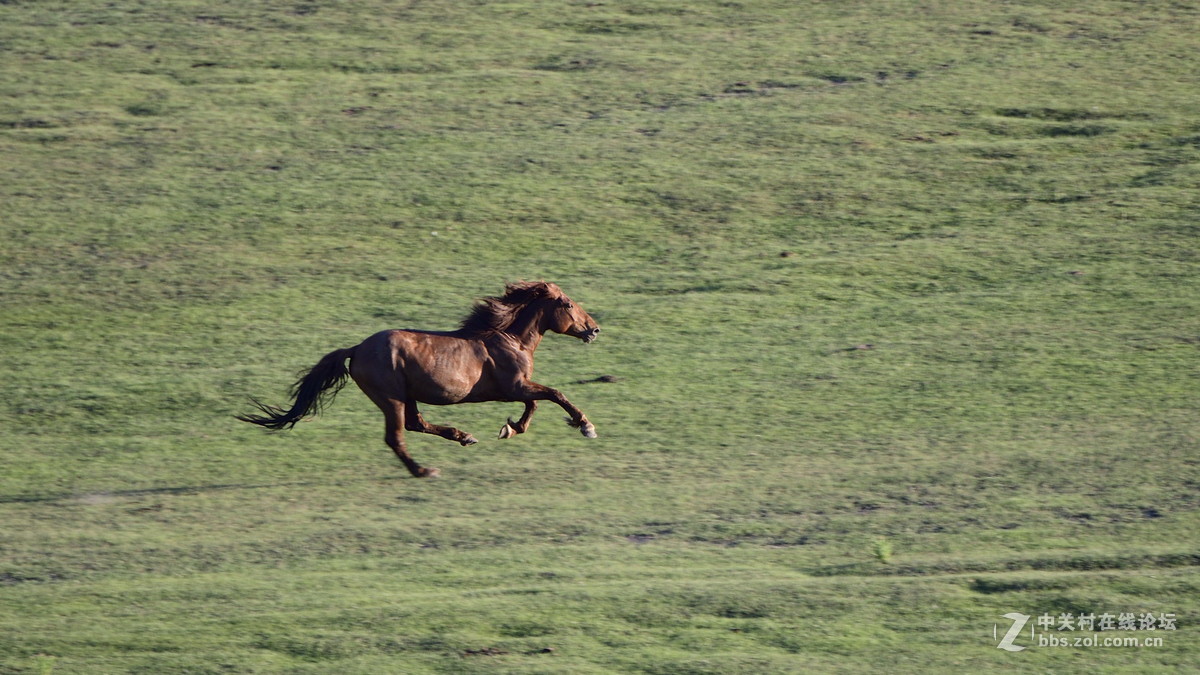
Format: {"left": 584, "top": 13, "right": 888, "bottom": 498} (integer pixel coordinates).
{"left": 237, "top": 281, "right": 601, "bottom": 477}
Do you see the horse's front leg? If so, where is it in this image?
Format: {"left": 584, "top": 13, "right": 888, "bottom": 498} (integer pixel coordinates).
{"left": 498, "top": 400, "right": 537, "bottom": 439}
{"left": 512, "top": 381, "right": 596, "bottom": 438}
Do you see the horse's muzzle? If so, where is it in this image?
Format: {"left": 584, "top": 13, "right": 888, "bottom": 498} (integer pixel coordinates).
{"left": 582, "top": 327, "right": 600, "bottom": 343}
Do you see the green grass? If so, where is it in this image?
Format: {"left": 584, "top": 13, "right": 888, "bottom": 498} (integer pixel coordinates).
{"left": 2, "top": 0, "right": 1198, "bottom": 672}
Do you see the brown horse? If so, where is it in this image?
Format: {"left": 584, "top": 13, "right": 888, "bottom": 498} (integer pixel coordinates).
{"left": 237, "top": 281, "right": 600, "bottom": 477}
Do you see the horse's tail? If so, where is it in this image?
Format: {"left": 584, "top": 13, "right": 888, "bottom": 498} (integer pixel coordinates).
{"left": 237, "top": 347, "right": 356, "bottom": 431}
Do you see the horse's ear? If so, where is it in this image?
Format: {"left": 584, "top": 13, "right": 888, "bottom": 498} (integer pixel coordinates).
{"left": 537, "top": 281, "right": 563, "bottom": 299}
{"left": 505, "top": 280, "right": 556, "bottom": 300}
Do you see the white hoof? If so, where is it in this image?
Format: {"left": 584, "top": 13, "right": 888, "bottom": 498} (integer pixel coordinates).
{"left": 498, "top": 423, "right": 517, "bottom": 439}
{"left": 564, "top": 416, "right": 597, "bottom": 437}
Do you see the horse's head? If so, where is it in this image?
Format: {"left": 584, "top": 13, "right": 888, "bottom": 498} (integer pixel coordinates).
{"left": 545, "top": 290, "right": 600, "bottom": 343}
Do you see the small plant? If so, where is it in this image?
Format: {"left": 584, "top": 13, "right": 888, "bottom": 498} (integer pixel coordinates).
{"left": 873, "top": 539, "right": 893, "bottom": 564}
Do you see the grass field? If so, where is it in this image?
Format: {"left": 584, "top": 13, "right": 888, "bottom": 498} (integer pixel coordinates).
{"left": 2, "top": 0, "right": 1198, "bottom": 672}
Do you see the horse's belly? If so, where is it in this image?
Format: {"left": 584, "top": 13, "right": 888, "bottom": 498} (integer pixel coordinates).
{"left": 402, "top": 347, "right": 487, "bottom": 404}
{"left": 412, "top": 379, "right": 477, "bottom": 404}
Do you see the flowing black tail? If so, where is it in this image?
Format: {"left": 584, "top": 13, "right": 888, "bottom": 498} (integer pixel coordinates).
{"left": 237, "top": 347, "right": 355, "bottom": 430}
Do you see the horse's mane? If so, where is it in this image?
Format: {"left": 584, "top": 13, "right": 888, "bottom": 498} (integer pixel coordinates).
{"left": 458, "top": 281, "right": 562, "bottom": 335}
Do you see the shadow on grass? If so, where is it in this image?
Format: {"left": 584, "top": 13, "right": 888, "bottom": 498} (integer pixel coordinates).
{"left": 809, "top": 553, "right": 1200, "bottom": 579}
{"left": 0, "top": 476, "right": 413, "bottom": 505}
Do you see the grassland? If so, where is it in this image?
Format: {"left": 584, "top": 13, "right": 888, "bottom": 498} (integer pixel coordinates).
{"left": 1, "top": 0, "right": 1198, "bottom": 672}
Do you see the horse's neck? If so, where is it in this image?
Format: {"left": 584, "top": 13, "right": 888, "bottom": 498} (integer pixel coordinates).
{"left": 505, "top": 305, "right": 547, "bottom": 351}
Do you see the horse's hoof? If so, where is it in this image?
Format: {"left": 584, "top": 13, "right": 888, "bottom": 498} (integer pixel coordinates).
{"left": 564, "top": 415, "right": 597, "bottom": 437}
{"left": 564, "top": 416, "right": 597, "bottom": 438}
{"left": 419, "top": 467, "right": 441, "bottom": 478}
{"left": 498, "top": 423, "right": 517, "bottom": 440}
{"left": 460, "top": 434, "right": 479, "bottom": 446}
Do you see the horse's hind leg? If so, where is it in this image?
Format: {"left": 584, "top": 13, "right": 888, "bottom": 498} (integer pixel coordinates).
{"left": 498, "top": 401, "right": 537, "bottom": 439}
{"left": 405, "top": 401, "right": 478, "bottom": 447}
{"left": 351, "top": 358, "right": 438, "bottom": 477}
{"left": 381, "top": 401, "right": 439, "bottom": 478}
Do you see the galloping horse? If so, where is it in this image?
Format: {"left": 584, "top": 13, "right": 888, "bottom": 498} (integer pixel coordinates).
{"left": 238, "top": 281, "right": 601, "bottom": 477}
